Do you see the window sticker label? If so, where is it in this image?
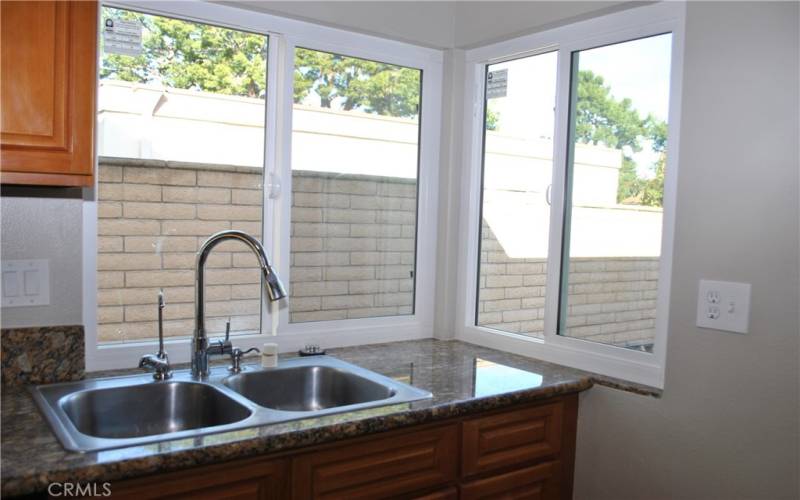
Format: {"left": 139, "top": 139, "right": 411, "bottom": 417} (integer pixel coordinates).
{"left": 486, "top": 69, "right": 508, "bottom": 99}
{"left": 103, "top": 18, "right": 142, "bottom": 56}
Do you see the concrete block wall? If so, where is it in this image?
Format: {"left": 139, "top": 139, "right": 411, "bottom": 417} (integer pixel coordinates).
{"left": 96, "top": 161, "right": 418, "bottom": 342}
{"left": 288, "top": 171, "right": 417, "bottom": 323}
{"left": 477, "top": 223, "right": 659, "bottom": 349}
{"left": 96, "top": 159, "right": 264, "bottom": 342}
{"left": 98, "top": 160, "right": 657, "bottom": 347}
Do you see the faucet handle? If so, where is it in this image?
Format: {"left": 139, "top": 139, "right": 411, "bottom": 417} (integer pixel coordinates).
{"left": 139, "top": 353, "right": 172, "bottom": 381}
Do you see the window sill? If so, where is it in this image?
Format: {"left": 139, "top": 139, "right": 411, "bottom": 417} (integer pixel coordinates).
{"left": 456, "top": 326, "right": 665, "bottom": 391}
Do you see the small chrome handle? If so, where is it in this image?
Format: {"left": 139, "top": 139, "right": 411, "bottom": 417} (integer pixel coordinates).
{"left": 545, "top": 184, "right": 552, "bottom": 206}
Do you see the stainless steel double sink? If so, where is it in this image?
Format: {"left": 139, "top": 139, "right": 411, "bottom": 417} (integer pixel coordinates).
{"left": 30, "top": 356, "right": 431, "bottom": 453}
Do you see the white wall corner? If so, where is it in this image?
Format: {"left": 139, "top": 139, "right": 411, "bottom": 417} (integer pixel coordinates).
{"left": 433, "top": 48, "right": 467, "bottom": 340}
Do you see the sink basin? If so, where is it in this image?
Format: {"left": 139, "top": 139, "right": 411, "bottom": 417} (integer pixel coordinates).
{"left": 224, "top": 365, "right": 395, "bottom": 411}
{"left": 61, "top": 381, "right": 251, "bottom": 439}
{"left": 31, "top": 355, "right": 431, "bottom": 453}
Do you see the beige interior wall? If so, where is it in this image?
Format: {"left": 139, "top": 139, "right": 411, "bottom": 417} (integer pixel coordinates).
{"left": 0, "top": 195, "right": 84, "bottom": 327}
{"left": 573, "top": 3, "right": 799, "bottom": 499}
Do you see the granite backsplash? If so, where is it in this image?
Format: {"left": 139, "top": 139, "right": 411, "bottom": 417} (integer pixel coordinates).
{"left": 1, "top": 325, "right": 85, "bottom": 385}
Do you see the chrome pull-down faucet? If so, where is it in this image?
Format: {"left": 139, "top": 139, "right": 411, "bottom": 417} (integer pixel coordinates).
{"left": 192, "top": 230, "right": 287, "bottom": 378}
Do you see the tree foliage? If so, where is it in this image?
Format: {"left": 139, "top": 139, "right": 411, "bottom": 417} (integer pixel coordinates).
{"left": 100, "top": 8, "right": 268, "bottom": 98}
{"left": 293, "top": 48, "right": 420, "bottom": 117}
{"left": 100, "top": 8, "right": 421, "bottom": 118}
{"left": 574, "top": 70, "right": 667, "bottom": 207}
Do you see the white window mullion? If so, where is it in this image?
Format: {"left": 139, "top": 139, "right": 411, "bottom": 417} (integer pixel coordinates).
{"left": 274, "top": 37, "right": 296, "bottom": 335}
{"left": 542, "top": 47, "right": 572, "bottom": 344}
{"left": 260, "top": 33, "right": 289, "bottom": 336}
{"left": 457, "top": 63, "right": 488, "bottom": 332}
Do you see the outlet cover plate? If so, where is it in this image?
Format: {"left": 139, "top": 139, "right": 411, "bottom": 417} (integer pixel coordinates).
{"left": 696, "top": 279, "right": 751, "bottom": 334}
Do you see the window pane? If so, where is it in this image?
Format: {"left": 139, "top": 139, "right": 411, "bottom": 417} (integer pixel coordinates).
{"left": 559, "top": 34, "right": 672, "bottom": 352}
{"left": 476, "top": 52, "right": 558, "bottom": 337}
{"left": 289, "top": 48, "right": 421, "bottom": 323}
{"left": 96, "top": 7, "right": 268, "bottom": 343}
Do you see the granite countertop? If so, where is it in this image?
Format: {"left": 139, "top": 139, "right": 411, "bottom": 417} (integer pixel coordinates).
{"left": 1, "top": 338, "right": 626, "bottom": 497}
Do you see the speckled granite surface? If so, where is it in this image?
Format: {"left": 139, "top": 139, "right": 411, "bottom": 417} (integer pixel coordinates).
{"left": 1, "top": 338, "right": 651, "bottom": 497}
{"left": 1, "top": 325, "right": 84, "bottom": 385}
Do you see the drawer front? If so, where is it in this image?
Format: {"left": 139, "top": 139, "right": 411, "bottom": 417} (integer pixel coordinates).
{"left": 109, "top": 458, "right": 288, "bottom": 500}
{"left": 460, "top": 461, "right": 561, "bottom": 500}
{"left": 462, "top": 402, "right": 563, "bottom": 477}
{"left": 292, "top": 424, "right": 458, "bottom": 499}
{"left": 410, "top": 487, "right": 458, "bottom": 500}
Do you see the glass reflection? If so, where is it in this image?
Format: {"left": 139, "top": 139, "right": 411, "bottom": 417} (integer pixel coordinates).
{"left": 472, "top": 358, "right": 543, "bottom": 397}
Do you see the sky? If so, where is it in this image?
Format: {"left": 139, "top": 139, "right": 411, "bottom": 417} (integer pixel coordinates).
{"left": 487, "top": 33, "right": 673, "bottom": 176}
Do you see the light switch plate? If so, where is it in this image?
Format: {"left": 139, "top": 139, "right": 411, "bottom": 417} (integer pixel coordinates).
{"left": 1, "top": 260, "right": 50, "bottom": 307}
{"left": 696, "top": 279, "right": 751, "bottom": 334}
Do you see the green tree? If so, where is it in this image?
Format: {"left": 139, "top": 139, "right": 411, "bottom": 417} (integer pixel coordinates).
{"left": 293, "top": 48, "right": 420, "bottom": 118}
{"left": 640, "top": 115, "right": 667, "bottom": 206}
{"left": 575, "top": 70, "right": 646, "bottom": 150}
{"left": 574, "top": 70, "right": 667, "bottom": 207}
{"left": 485, "top": 109, "right": 500, "bottom": 131}
{"left": 100, "top": 8, "right": 268, "bottom": 98}
{"left": 100, "top": 8, "right": 422, "bottom": 118}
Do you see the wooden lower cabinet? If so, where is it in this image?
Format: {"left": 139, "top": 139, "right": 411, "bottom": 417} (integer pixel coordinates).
{"left": 108, "top": 456, "right": 288, "bottom": 500}
{"left": 292, "top": 425, "right": 458, "bottom": 499}
{"left": 109, "top": 394, "right": 579, "bottom": 500}
{"left": 460, "top": 461, "right": 561, "bottom": 500}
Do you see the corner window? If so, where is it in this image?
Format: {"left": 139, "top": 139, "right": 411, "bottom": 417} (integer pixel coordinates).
{"left": 463, "top": 3, "right": 685, "bottom": 387}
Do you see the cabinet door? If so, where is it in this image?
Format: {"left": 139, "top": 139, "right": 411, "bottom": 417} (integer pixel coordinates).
{"left": 108, "top": 458, "right": 289, "bottom": 500}
{"left": 292, "top": 424, "right": 458, "bottom": 499}
{"left": 462, "top": 401, "right": 563, "bottom": 477}
{"left": 1, "top": 1, "right": 97, "bottom": 186}
{"left": 460, "top": 461, "right": 561, "bottom": 500}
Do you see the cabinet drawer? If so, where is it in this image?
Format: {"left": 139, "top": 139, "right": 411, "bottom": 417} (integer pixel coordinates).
{"left": 411, "top": 487, "right": 458, "bottom": 500}
{"left": 292, "top": 424, "right": 458, "bottom": 499}
{"left": 460, "top": 461, "right": 561, "bottom": 500}
{"left": 109, "top": 458, "right": 288, "bottom": 500}
{"left": 462, "top": 401, "right": 563, "bottom": 477}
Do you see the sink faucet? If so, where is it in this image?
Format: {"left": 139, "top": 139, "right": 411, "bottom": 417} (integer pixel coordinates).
{"left": 139, "top": 290, "right": 172, "bottom": 380}
{"left": 192, "top": 230, "right": 286, "bottom": 378}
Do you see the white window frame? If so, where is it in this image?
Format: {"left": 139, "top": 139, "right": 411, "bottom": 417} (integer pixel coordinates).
{"left": 454, "top": 2, "right": 686, "bottom": 388}
{"left": 84, "top": 0, "right": 442, "bottom": 371}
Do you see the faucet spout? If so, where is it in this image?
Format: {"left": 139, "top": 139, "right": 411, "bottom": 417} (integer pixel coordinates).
{"left": 192, "top": 230, "right": 286, "bottom": 378}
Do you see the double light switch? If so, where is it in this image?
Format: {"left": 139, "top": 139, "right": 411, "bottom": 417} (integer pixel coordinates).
{"left": 1, "top": 259, "right": 50, "bottom": 308}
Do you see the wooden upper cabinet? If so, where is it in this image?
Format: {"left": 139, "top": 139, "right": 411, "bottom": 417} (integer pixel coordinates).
{"left": 1, "top": 1, "right": 97, "bottom": 187}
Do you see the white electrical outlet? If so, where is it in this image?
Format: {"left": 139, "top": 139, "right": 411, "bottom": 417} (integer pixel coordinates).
{"left": 1, "top": 260, "right": 50, "bottom": 307}
{"left": 696, "top": 280, "right": 751, "bottom": 334}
